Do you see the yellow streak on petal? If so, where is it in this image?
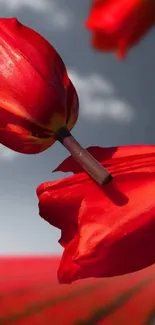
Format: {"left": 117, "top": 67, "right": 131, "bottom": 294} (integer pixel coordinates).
{"left": 47, "top": 112, "right": 66, "bottom": 132}
{"left": 0, "top": 98, "right": 54, "bottom": 134}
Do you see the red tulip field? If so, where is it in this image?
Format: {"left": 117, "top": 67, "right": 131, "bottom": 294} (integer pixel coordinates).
{"left": 0, "top": 256, "right": 155, "bottom": 325}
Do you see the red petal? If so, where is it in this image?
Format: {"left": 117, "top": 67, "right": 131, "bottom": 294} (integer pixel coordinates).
{"left": 74, "top": 176, "right": 155, "bottom": 275}
{"left": 85, "top": 0, "right": 144, "bottom": 32}
{"left": 54, "top": 145, "right": 155, "bottom": 174}
{"left": 66, "top": 80, "right": 79, "bottom": 131}
{"left": 59, "top": 172, "right": 155, "bottom": 283}
{"left": 37, "top": 174, "right": 91, "bottom": 247}
{"left": 38, "top": 145, "right": 155, "bottom": 283}
{"left": 85, "top": 0, "right": 155, "bottom": 58}
{"left": 53, "top": 146, "right": 117, "bottom": 173}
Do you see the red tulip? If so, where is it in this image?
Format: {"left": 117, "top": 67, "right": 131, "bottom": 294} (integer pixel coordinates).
{"left": 37, "top": 145, "right": 155, "bottom": 284}
{"left": 0, "top": 18, "right": 79, "bottom": 154}
{"left": 85, "top": 0, "right": 155, "bottom": 59}
{"left": 0, "top": 17, "right": 111, "bottom": 186}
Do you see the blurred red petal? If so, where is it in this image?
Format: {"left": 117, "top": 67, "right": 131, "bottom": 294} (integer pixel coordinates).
{"left": 37, "top": 145, "right": 155, "bottom": 284}
{"left": 85, "top": 0, "right": 155, "bottom": 58}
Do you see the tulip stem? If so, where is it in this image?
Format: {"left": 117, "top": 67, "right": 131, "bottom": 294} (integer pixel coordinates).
{"left": 55, "top": 127, "right": 112, "bottom": 186}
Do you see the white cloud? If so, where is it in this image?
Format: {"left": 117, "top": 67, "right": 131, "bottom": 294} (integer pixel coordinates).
{"left": 0, "top": 0, "right": 72, "bottom": 30}
{"left": 0, "top": 0, "right": 48, "bottom": 11}
{"left": 0, "top": 145, "right": 19, "bottom": 161}
{"left": 68, "top": 70, "right": 134, "bottom": 122}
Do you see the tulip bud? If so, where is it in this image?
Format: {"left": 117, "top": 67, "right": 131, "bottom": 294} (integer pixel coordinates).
{"left": 0, "top": 17, "right": 111, "bottom": 185}
{"left": 0, "top": 17, "right": 79, "bottom": 154}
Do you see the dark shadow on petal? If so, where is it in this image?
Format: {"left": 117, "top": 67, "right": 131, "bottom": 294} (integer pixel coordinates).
{"left": 101, "top": 171, "right": 155, "bottom": 206}
{"left": 146, "top": 310, "right": 155, "bottom": 325}
{"left": 103, "top": 182, "right": 129, "bottom": 206}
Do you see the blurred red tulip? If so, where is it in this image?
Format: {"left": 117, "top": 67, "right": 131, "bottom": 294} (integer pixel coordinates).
{"left": 85, "top": 0, "right": 155, "bottom": 59}
{"left": 0, "top": 18, "right": 79, "bottom": 154}
{"left": 37, "top": 145, "right": 155, "bottom": 284}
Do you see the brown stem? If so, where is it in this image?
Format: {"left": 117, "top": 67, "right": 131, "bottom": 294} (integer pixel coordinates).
{"left": 55, "top": 127, "right": 112, "bottom": 186}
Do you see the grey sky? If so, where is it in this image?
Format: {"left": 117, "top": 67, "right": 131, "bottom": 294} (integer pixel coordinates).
{"left": 0, "top": 0, "right": 155, "bottom": 254}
